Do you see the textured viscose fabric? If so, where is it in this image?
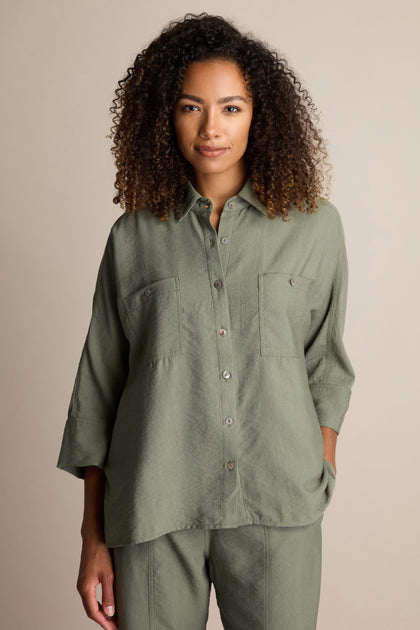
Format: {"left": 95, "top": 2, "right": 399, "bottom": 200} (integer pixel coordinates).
{"left": 56, "top": 177, "right": 355, "bottom": 548}
{"left": 110, "top": 516, "right": 324, "bottom": 630}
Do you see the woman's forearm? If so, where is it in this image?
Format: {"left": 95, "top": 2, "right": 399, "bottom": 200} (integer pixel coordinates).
{"left": 81, "top": 465, "right": 106, "bottom": 544}
{"left": 320, "top": 426, "right": 338, "bottom": 474}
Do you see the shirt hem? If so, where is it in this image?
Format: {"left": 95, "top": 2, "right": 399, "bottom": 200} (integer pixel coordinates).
{"left": 105, "top": 511, "right": 328, "bottom": 548}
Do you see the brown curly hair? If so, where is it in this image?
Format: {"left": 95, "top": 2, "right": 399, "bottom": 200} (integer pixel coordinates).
{"left": 107, "top": 12, "right": 332, "bottom": 222}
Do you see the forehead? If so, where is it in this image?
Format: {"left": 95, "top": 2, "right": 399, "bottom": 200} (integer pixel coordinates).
{"left": 181, "top": 59, "right": 248, "bottom": 91}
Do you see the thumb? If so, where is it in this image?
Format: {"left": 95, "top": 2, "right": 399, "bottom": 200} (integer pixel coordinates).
{"left": 103, "top": 601, "right": 115, "bottom": 617}
{"left": 101, "top": 576, "right": 115, "bottom": 617}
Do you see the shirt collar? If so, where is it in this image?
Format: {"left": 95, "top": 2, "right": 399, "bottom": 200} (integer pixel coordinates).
{"left": 176, "top": 177, "right": 267, "bottom": 222}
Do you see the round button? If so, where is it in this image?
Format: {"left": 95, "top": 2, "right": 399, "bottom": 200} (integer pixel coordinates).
{"left": 220, "top": 236, "right": 229, "bottom": 244}
{"left": 289, "top": 278, "right": 296, "bottom": 286}
{"left": 219, "top": 328, "right": 227, "bottom": 336}
{"left": 228, "top": 201, "right": 235, "bottom": 208}
{"left": 222, "top": 370, "right": 231, "bottom": 380}
{"left": 214, "top": 280, "right": 222, "bottom": 290}
{"left": 225, "top": 417, "right": 234, "bottom": 426}
{"left": 227, "top": 460, "right": 235, "bottom": 470}
{"left": 143, "top": 288, "right": 151, "bottom": 297}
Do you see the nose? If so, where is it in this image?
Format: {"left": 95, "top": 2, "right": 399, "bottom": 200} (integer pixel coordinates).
{"left": 199, "top": 109, "right": 220, "bottom": 139}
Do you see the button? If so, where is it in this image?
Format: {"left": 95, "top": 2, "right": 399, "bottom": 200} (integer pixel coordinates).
{"left": 225, "top": 416, "right": 234, "bottom": 426}
{"left": 227, "top": 460, "right": 235, "bottom": 470}
{"left": 220, "top": 236, "right": 229, "bottom": 244}
{"left": 222, "top": 370, "right": 231, "bottom": 380}
{"left": 143, "top": 288, "right": 151, "bottom": 297}
{"left": 228, "top": 201, "right": 235, "bottom": 208}
{"left": 214, "top": 280, "right": 222, "bottom": 290}
{"left": 219, "top": 328, "right": 227, "bottom": 336}
{"left": 289, "top": 278, "right": 296, "bottom": 286}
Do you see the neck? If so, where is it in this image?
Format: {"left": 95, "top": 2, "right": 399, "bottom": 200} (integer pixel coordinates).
{"left": 192, "top": 163, "right": 248, "bottom": 211}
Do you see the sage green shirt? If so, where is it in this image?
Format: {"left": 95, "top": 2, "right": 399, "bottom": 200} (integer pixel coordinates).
{"left": 56, "top": 177, "right": 355, "bottom": 548}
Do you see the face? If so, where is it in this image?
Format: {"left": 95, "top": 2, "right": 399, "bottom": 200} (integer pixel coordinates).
{"left": 173, "top": 59, "right": 253, "bottom": 181}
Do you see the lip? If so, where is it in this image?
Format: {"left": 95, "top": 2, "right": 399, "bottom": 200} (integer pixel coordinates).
{"left": 196, "top": 146, "right": 228, "bottom": 157}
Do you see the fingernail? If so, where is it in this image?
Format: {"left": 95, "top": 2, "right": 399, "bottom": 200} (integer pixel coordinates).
{"left": 105, "top": 605, "right": 114, "bottom": 616}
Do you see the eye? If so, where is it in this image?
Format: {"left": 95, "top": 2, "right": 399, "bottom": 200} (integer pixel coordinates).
{"left": 225, "top": 105, "right": 240, "bottom": 113}
{"left": 181, "top": 104, "right": 200, "bottom": 112}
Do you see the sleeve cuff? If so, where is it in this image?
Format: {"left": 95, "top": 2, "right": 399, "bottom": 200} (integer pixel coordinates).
{"left": 56, "top": 416, "right": 111, "bottom": 480}
{"left": 311, "top": 384, "right": 353, "bottom": 435}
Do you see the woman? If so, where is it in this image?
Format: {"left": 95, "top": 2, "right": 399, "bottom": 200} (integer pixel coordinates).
{"left": 57, "top": 12, "right": 355, "bottom": 630}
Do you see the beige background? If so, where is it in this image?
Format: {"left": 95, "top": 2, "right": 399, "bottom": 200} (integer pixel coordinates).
{"left": 1, "top": 0, "right": 419, "bottom": 628}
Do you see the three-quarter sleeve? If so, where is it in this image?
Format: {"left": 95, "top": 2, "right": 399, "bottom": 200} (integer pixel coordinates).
{"left": 56, "top": 229, "right": 129, "bottom": 479}
{"left": 304, "top": 211, "right": 356, "bottom": 435}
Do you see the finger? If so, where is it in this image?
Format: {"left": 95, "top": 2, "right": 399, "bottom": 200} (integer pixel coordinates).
{"left": 99, "top": 601, "right": 119, "bottom": 629}
{"left": 101, "top": 571, "right": 116, "bottom": 618}
{"left": 80, "top": 582, "right": 113, "bottom": 628}
{"left": 86, "top": 600, "right": 118, "bottom": 630}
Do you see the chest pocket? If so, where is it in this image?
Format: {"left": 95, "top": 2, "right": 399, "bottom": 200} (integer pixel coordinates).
{"left": 121, "top": 275, "right": 184, "bottom": 368}
{"left": 258, "top": 272, "right": 311, "bottom": 358}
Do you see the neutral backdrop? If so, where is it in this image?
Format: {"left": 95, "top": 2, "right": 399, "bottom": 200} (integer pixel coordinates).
{"left": 1, "top": 1, "right": 419, "bottom": 628}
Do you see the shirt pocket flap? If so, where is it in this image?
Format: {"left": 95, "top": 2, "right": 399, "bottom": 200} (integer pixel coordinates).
{"left": 261, "top": 272, "right": 311, "bottom": 292}
{"left": 123, "top": 276, "right": 178, "bottom": 309}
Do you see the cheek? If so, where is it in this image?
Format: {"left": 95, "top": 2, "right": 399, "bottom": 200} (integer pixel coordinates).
{"left": 235, "top": 120, "right": 252, "bottom": 148}
{"left": 174, "top": 121, "right": 193, "bottom": 150}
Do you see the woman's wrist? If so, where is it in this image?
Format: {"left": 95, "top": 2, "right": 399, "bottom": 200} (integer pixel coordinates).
{"left": 81, "top": 522, "right": 106, "bottom": 545}
{"left": 81, "top": 466, "right": 106, "bottom": 544}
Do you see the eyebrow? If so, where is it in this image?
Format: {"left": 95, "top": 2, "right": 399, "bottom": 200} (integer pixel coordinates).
{"left": 177, "top": 93, "right": 249, "bottom": 104}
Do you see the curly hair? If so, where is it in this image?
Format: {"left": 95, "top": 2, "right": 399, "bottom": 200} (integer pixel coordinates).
{"left": 108, "top": 12, "right": 331, "bottom": 222}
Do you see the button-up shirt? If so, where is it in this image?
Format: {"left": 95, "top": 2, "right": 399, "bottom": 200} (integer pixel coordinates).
{"left": 56, "top": 177, "right": 356, "bottom": 548}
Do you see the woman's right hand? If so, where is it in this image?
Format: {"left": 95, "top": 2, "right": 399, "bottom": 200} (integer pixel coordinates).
{"left": 77, "top": 539, "right": 118, "bottom": 630}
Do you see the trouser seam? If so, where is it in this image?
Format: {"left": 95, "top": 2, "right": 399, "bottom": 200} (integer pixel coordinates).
{"left": 263, "top": 525, "right": 269, "bottom": 630}
{"left": 148, "top": 540, "right": 155, "bottom": 629}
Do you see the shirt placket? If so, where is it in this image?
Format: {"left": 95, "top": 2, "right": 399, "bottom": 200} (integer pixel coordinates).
{"left": 197, "top": 197, "right": 248, "bottom": 525}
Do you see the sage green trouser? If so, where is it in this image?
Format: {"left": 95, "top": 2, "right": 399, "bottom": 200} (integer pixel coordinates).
{"left": 110, "top": 514, "right": 324, "bottom": 630}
